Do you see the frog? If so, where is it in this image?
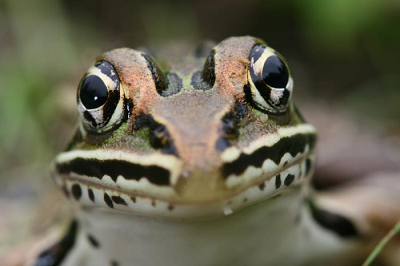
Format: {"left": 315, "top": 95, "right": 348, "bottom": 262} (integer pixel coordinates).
{"left": 28, "top": 36, "right": 400, "bottom": 266}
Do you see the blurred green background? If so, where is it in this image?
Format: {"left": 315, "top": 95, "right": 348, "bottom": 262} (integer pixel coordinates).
{"left": 0, "top": 0, "right": 399, "bottom": 253}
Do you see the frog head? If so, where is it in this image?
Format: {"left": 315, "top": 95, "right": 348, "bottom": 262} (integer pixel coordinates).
{"left": 53, "top": 36, "right": 316, "bottom": 219}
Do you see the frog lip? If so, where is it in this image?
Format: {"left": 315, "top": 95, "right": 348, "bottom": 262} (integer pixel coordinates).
{"left": 53, "top": 149, "right": 183, "bottom": 186}
{"left": 55, "top": 157, "right": 172, "bottom": 186}
{"left": 53, "top": 153, "right": 314, "bottom": 220}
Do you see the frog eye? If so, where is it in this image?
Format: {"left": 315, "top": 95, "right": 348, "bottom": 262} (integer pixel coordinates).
{"left": 247, "top": 45, "right": 293, "bottom": 114}
{"left": 77, "top": 61, "right": 126, "bottom": 133}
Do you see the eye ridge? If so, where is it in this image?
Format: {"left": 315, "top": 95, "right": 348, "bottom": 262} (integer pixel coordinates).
{"left": 201, "top": 49, "right": 216, "bottom": 87}
{"left": 142, "top": 54, "right": 169, "bottom": 96}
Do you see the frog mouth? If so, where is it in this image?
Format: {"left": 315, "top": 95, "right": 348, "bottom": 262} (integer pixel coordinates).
{"left": 53, "top": 148, "right": 314, "bottom": 220}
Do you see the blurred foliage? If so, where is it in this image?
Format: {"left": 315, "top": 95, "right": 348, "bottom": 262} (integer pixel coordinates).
{"left": 0, "top": 0, "right": 399, "bottom": 177}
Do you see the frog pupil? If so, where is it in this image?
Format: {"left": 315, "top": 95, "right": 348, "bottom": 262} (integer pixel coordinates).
{"left": 80, "top": 75, "right": 108, "bottom": 109}
{"left": 262, "top": 55, "right": 289, "bottom": 89}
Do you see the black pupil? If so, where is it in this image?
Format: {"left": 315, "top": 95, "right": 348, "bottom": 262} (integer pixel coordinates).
{"left": 80, "top": 75, "right": 108, "bottom": 109}
{"left": 262, "top": 55, "right": 289, "bottom": 88}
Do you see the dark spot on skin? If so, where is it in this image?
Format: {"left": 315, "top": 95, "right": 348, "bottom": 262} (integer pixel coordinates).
{"left": 275, "top": 175, "right": 282, "bottom": 189}
{"left": 134, "top": 113, "right": 178, "bottom": 156}
{"left": 88, "top": 188, "right": 95, "bottom": 202}
{"left": 233, "top": 101, "right": 249, "bottom": 119}
{"left": 83, "top": 111, "right": 97, "bottom": 128}
{"left": 71, "top": 184, "right": 82, "bottom": 200}
{"left": 104, "top": 194, "right": 114, "bottom": 209}
{"left": 305, "top": 158, "right": 312, "bottom": 176}
{"left": 284, "top": 174, "right": 295, "bottom": 186}
{"left": 215, "top": 137, "right": 230, "bottom": 152}
{"left": 243, "top": 198, "right": 248, "bottom": 203}
{"left": 35, "top": 221, "right": 78, "bottom": 266}
{"left": 308, "top": 200, "right": 357, "bottom": 238}
{"left": 217, "top": 101, "right": 249, "bottom": 151}
{"left": 149, "top": 123, "right": 176, "bottom": 155}
{"left": 87, "top": 234, "right": 100, "bottom": 248}
{"left": 283, "top": 161, "right": 288, "bottom": 167}
{"left": 111, "top": 196, "right": 127, "bottom": 206}
{"left": 168, "top": 204, "right": 174, "bottom": 211}
{"left": 243, "top": 84, "right": 253, "bottom": 106}
{"left": 258, "top": 183, "right": 265, "bottom": 191}
{"left": 130, "top": 196, "right": 136, "bottom": 203}
{"left": 222, "top": 114, "right": 238, "bottom": 138}
{"left": 151, "top": 200, "right": 156, "bottom": 207}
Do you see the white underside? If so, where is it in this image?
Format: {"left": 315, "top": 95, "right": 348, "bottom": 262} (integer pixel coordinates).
{"left": 59, "top": 186, "right": 357, "bottom": 266}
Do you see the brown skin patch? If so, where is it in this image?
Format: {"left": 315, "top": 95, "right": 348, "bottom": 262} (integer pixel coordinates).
{"left": 152, "top": 90, "right": 232, "bottom": 168}
{"left": 102, "top": 48, "right": 161, "bottom": 115}
{"left": 213, "top": 36, "right": 255, "bottom": 98}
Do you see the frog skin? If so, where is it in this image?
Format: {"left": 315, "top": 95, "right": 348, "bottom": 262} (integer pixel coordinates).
{"left": 30, "top": 36, "right": 400, "bottom": 266}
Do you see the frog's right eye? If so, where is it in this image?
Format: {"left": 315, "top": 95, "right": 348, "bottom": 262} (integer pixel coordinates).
{"left": 77, "top": 61, "right": 126, "bottom": 133}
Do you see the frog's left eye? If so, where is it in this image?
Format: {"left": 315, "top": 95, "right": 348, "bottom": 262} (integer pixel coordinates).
{"left": 247, "top": 45, "right": 293, "bottom": 114}
{"left": 77, "top": 61, "right": 126, "bottom": 133}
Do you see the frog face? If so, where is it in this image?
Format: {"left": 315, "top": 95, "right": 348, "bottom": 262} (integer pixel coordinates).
{"left": 53, "top": 36, "right": 316, "bottom": 218}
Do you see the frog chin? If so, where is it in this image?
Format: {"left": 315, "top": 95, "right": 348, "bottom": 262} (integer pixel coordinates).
{"left": 53, "top": 154, "right": 314, "bottom": 220}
